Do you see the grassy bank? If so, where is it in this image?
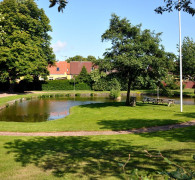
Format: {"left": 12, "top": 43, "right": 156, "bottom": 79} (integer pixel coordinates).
{"left": 0, "top": 100, "right": 194, "bottom": 132}
{"left": 0, "top": 126, "right": 194, "bottom": 179}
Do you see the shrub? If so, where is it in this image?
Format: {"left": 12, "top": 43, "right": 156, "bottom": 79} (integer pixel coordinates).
{"left": 93, "top": 78, "right": 121, "bottom": 91}
{"left": 110, "top": 89, "right": 120, "bottom": 99}
{"left": 75, "top": 83, "right": 91, "bottom": 90}
{"left": 42, "top": 80, "right": 74, "bottom": 90}
{"left": 42, "top": 80, "right": 91, "bottom": 91}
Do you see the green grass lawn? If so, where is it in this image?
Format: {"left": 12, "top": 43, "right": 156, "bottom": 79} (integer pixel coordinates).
{"left": 172, "top": 88, "right": 195, "bottom": 97}
{"left": 0, "top": 126, "right": 194, "bottom": 180}
{"left": 0, "top": 100, "right": 194, "bottom": 132}
{"left": 0, "top": 93, "right": 194, "bottom": 179}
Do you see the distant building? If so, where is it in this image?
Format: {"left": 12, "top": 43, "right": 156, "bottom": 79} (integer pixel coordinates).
{"left": 47, "top": 61, "right": 71, "bottom": 80}
{"left": 69, "top": 61, "right": 95, "bottom": 78}
{"left": 47, "top": 61, "right": 97, "bottom": 80}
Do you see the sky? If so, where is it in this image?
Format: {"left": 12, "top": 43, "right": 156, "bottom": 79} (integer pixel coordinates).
{"left": 25, "top": 0, "right": 195, "bottom": 60}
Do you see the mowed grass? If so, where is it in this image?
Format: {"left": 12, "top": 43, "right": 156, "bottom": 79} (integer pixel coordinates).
{"left": 0, "top": 126, "right": 194, "bottom": 180}
{"left": 0, "top": 100, "right": 194, "bottom": 132}
{"left": 0, "top": 92, "right": 195, "bottom": 132}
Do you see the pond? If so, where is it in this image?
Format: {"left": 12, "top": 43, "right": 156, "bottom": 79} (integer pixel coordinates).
{"left": 0, "top": 96, "right": 194, "bottom": 122}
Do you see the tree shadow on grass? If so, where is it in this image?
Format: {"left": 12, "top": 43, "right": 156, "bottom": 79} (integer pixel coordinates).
{"left": 176, "top": 112, "right": 195, "bottom": 119}
{"left": 79, "top": 102, "right": 161, "bottom": 109}
{"left": 4, "top": 136, "right": 193, "bottom": 179}
{"left": 97, "top": 118, "right": 181, "bottom": 131}
{"left": 139, "top": 126, "right": 195, "bottom": 142}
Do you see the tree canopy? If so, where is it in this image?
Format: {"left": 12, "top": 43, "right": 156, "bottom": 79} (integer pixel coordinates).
{"left": 155, "top": 0, "right": 195, "bottom": 16}
{"left": 0, "top": 0, "right": 55, "bottom": 91}
{"left": 180, "top": 37, "right": 195, "bottom": 80}
{"left": 102, "top": 14, "right": 175, "bottom": 106}
{"left": 66, "top": 55, "right": 97, "bottom": 63}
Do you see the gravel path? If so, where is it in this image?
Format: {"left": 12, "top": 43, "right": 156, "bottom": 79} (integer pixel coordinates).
{"left": 0, "top": 120, "right": 194, "bottom": 137}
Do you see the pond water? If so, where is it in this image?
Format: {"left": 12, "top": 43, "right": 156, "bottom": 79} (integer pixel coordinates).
{"left": 0, "top": 96, "right": 194, "bottom": 122}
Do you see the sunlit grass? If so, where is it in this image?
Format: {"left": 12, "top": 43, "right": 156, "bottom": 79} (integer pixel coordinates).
{"left": 0, "top": 126, "right": 194, "bottom": 179}
{"left": 0, "top": 101, "right": 194, "bottom": 132}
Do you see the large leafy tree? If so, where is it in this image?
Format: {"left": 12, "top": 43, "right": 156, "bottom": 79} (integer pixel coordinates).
{"left": 155, "top": 0, "right": 195, "bottom": 16}
{"left": 180, "top": 37, "right": 195, "bottom": 79}
{"left": 102, "top": 14, "right": 174, "bottom": 106}
{"left": 0, "top": 0, "right": 55, "bottom": 91}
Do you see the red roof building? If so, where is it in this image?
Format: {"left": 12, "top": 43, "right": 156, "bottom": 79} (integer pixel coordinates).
{"left": 47, "top": 61, "right": 70, "bottom": 80}
{"left": 70, "top": 61, "right": 94, "bottom": 75}
{"left": 47, "top": 61, "right": 97, "bottom": 80}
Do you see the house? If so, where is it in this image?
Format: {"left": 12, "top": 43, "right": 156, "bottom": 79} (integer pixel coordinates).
{"left": 69, "top": 61, "right": 95, "bottom": 78}
{"left": 47, "top": 61, "right": 97, "bottom": 80}
{"left": 47, "top": 61, "right": 71, "bottom": 80}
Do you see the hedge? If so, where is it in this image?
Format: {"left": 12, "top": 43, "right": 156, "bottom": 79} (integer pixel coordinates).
{"left": 42, "top": 80, "right": 91, "bottom": 90}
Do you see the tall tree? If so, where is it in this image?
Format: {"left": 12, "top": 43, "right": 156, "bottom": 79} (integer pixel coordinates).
{"left": 0, "top": 0, "right": 55, "bottom": 91}
{"left": 75, "top": 66, "right": 91, "bottom": 85}
{"left": 102, "top": 14, "right": 173, "bottom": 106}
{"left": 180, "top": 37, "right": 195, "bottom": 79}
{"left": 155, "top": 0, "right": 195, "bottom": 16}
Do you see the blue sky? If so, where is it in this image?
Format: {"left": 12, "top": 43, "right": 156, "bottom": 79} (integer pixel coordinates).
{"left": 27, "top": 1, "right": 195, "bottom": 60}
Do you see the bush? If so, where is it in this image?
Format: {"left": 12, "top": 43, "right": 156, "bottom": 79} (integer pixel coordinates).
{"left": 42, "top": 80, "right": 74, "bottom": 90}
{"left": 160, "top": 87, "right": 174, "bottom": 97}
{"left": 42, "top": 80, "right": 91, "bottom": 91}
{"left": 110, "top": 89, "right": 120, "bottom": 99}
{"left": 93, "top": 78, "right": 121, "bottom": 91}
{"left": 75, "top": 83, "right": 91, "bottom": 90}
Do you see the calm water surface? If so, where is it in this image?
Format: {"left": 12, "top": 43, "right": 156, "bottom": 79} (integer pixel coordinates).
{"left": 0, "top": 96, "right": 194, "bottom": 122}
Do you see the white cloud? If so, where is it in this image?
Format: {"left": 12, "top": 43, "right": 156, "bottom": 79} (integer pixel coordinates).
{"left": 52, "top": 40, "right": 67, "bottom": 53}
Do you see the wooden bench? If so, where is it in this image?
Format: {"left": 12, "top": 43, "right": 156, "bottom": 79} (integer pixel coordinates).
{"left": 142, "top": 97, "right": 155, "bottom": 104}
{"left": 167, "top": 99, "right": 175, "bottom": 107}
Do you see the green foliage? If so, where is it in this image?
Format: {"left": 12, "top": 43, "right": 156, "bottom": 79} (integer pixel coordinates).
{"left": 66, "top": 55, "right": 86, "bottom": 62}
{"left": 180, "top": 37, "right": 195, "bottom": 80}
{"left": 93, "top": 77, "right": 121, "bottom": 91}
{"left": 49, "top": 0, "right": 68, "bottom": 12}
{"left": 66, "top": 55, "right": 97, "bottom": 63}
{"left": 164, "top": 74, "right": 179, "bottom": 90}
{"left": 75, "top": 83, "right": 91, "bottom": 90}
{"left": 42, "top": 80, "right": 91, "bottom": 91}
{"left": 155, "top": 0, "right": 195, "bottom": 16}
{"left": 102, "top": 14, "right": 173, "bottom": 105}
{"left": 109, "top": 89, "right": 120, "bottom": 99}
{"left": 42, "top": 80, "right": 74, "bottom": 90}
{"left": 75, "top": 66, "right": 92, "bottom": 86}
{"left": 122, "top": 151, "right": 195, "bottom": 180}
{"left": 0, "top": 0, "right": 55, "bottom": 90}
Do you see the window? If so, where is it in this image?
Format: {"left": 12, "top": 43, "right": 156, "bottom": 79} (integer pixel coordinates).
{"left": 67, "top": 68, "right": 69, "bottom": 72}
{"left": 57, "top": 67, "right": 60, "bottom": 71}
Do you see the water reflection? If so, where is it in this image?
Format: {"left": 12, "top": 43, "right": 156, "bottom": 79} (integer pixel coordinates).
{"left": 0, "top": 96, "right": 194, "bottom": 122}
{"left": 0, "top": 98, "right": 104, "bottom": 122}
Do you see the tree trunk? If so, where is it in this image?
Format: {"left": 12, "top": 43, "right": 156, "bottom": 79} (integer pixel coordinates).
{"left": 8, "top": 79, "right": 15, "bottom": 93}
{"left": 125, "top": 78, "right": 131, "bottom": 106}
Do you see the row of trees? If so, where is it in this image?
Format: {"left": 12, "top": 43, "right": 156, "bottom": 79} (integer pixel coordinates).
{"left": 66, "top": 55, "right": 97, "bottom": 63}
